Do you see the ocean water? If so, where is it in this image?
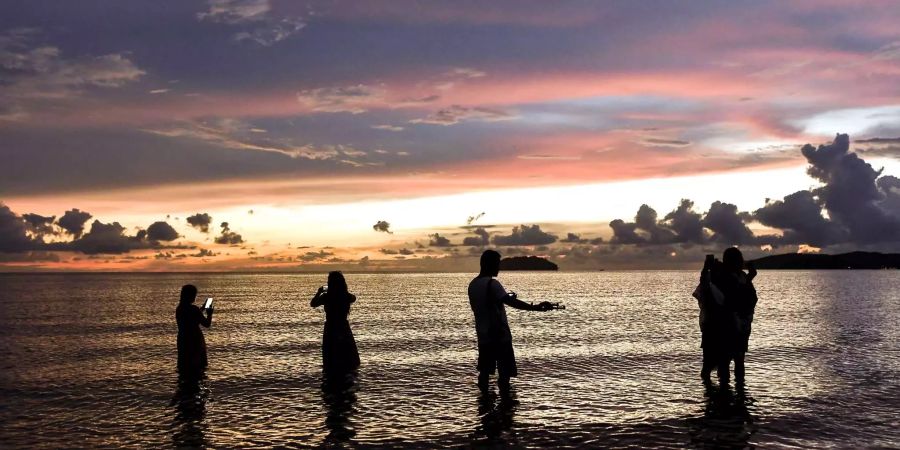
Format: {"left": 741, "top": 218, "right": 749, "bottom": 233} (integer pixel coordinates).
{"left": 0, "top": 271, "right": 898, "bottom": 448}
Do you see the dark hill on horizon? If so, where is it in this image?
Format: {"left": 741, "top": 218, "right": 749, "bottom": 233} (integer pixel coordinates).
{"left": 750, "top": 251, "right": 900, "bottom": 269}
{"left": 500, "top": 256, "right": 559, "bottom": 271}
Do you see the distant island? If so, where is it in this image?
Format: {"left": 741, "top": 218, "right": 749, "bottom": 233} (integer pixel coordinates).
{"left": 500, "top": 256, "right": 559, "bottom": 271}
{"left": 750, "top": 251, "right": 900, "bottom": 270}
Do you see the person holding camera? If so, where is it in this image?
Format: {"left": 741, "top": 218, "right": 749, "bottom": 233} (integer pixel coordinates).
{"left": 311, "top": 271, "right": 360, "bottom": 375}
{"left": 696, "top": 248, "right": 758, "bottom": 386}
{"left": 468, "top": 250, "right": 556, "bottom": 394}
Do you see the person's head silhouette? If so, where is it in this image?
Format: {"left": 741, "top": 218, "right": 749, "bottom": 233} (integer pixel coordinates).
{"left": 480, "top": 250, "right": 501, "bottom": 277}
{"left": 327, "top": 271, "right": 348, "bottom": 294}
{"left": 723, "top": 247, "right": 744, "bottom": 273}
{"left": 180, "top": 284, "right": 198, "bottom": 304}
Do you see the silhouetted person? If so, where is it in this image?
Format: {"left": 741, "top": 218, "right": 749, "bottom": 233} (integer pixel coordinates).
{"left": 311, "top": 271, "right": 360, "bottom": 374}
{"left": 696, "top": 254, "right": 726, "bottom": 381}
{"left": 469, "top": 250, "right": 554, "bottom": 394}
{"left": 176, "top": 284, "right": 212, "bottom": 379}
{"left": 713, "top": 248, "right": 758, "bottom": 385}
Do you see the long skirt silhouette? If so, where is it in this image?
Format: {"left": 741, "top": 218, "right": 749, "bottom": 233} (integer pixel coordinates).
{"left": 322, "top": 319, "right": 360, "bottom": 373}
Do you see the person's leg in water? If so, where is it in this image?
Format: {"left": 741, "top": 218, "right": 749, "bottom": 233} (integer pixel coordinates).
{"left": 717, "top": 347, "right": 732, "bottom": 386}
{"left": 733, "top": 352, "right": 746, "bottom": 385}
{"left": 478, "top": 371, "right": 491, "bottom": 392}
{"left": 700, "top": 329, "right": 715, "bottom": 381}
{"left": 476, "top": 341, "right": 495, "bottom": 392}
{"left": 701, "top": 346, "right": 716, "bottom": 381}
{"left": 497, "top": 341, "right": 517, "bottom": 396}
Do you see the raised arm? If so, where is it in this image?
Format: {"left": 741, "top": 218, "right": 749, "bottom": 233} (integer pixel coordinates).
{"left": 310, "top": 287, "right": 326, "bottom": 307}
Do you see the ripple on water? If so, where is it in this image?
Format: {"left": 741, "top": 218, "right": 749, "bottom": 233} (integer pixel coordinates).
{"left": 0, "top": 271, "right": 899, "bottom": 448}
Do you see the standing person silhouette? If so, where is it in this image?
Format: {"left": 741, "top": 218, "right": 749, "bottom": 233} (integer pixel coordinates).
{"left": 311, "top": 271, "right": 360, "bottom": 374}
{"left": 696, "top": 254, "right": 727, "bottom": 382}
{"left": 176, "top": 284, "right": 213, "bottom": 380}
{"left": 468, "top": 250, "right": 554, "bottom": 394}
{"left": 713, "top": 248, "right": 758, "bottom": 386}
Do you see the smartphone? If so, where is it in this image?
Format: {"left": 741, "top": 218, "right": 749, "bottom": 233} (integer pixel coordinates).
{"left": 202, "top": 298, "right": 213, "bottom": 311}
{"left": 321, "top": 285, "right": 329, "bottom": 293}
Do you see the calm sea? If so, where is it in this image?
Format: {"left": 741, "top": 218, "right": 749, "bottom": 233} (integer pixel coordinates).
{"left": 0, "top": 271, "right": 898, "bottom": 448}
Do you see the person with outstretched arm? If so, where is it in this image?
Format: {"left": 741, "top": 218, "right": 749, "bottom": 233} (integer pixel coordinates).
{"left": 468, "top": 250, "right": 556, "bottom": 394}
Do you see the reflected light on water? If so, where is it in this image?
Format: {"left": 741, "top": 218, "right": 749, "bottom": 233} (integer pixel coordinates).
{"left": 0, "top": 271, "right": 898, "bottom": 447}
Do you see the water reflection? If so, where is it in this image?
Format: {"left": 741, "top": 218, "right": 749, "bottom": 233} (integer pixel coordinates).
{"left": 687, "top": 382, "right": 757, "bottom": 448}
{"left": 321, "top": 371, "right": 358, "bottom": 446}
{"left": 473, "top": 390, "right": 519, "bottom": 445}
{"left": 169, "top": 376, "right": 211, "bottom": 449}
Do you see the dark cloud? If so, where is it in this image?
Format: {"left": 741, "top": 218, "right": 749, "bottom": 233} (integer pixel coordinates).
{"left": 877, "top": 175, "right": 900, "bottom": 214}
{"left": 380, "top": 247, "right": 415, "bottom": 256}
{"left": 607, "top": 134, "right": 900, "bottom": 250}
{"left": 215, "top": 222, "right": 244, "bottom": 245}
{"left": 57, "top": 208, "right": 92, "bottom": 237}
{"left": 22, "top": 213, "right": 56, "bottom": 236}
{"left": 664, "top": 199, "right": 705, "bottom": 244}
{"left": 800, "top": 134, "right": 900, "bottom": 242}
{"left": 702, "top": 201, "right": 756, "bottom": 245}
{"left": 2, "top": 204, "right": 195, "bottom": 255}
{"left": 146, "top": 221, "right": 179, "bottom": 241}
{"left": 462, "top": 227, "right": 490, "bottom": 246}
{"left": 753, "top": 134, "right": 900, "bottom": 246}
{"left": 0, "top": 204, "right": 36, "bottom": 252}
{"left": 609, "top": 219, "right": 643, "bottom": 244}
{"left": 429, "top": 233, "right": 452, "bottom": 247}
{"left": 561, "top": 232, "right": 588, "bottom": 244}
{"left": 492, "top": 224, "right": 557, "bottom": 246}
{"left": 186, "top": 213, "right": 213, "bottom": 233}
{"left": 635, "top": 205, "right": 677, "bottom": 244}
{"left": 754, "top": 191, "right": 844, "bottom": 246}
{"left": 610, "top": 205, "right": 679, "bottom": 245}
{"left": 373, "top": 220, "right": 392, "bottom": 234}
{"left": 300, "top": 250, "right": 334, "bottom": 261}
{"left": 191, "top": 248, "right": 216, "bottom": 257}
{"left": 63, "top": 220, "right": 146, "bottom": 254}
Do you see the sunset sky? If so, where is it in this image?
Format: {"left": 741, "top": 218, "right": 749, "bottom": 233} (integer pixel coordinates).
{"left": 2, "top": 0, "right": 900, "bottom": 271}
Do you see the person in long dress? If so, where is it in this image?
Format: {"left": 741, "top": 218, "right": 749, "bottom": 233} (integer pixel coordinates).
{"left": 311, "top": 271, "right": 360, "bottom": 374}
{"left": 176, "top": 284, "right": 213, "bottom": 379}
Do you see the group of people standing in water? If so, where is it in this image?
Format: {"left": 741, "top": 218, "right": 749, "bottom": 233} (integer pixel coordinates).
{"left": 176, "top": 247, "right": 759, "bottom": 392}
{"left": 694, "top": 247, "right": 759, "bottom": 386}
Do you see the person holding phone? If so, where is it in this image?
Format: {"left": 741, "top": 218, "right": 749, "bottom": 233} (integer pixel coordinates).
{"left": 311, "top": 271, "right": 360, "bottom": 374}
{"left": 176, "top": 284, "right": 213, "bottom": 380}
{"left": 469, "top": 250, "right": 556, "bottom": 394}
